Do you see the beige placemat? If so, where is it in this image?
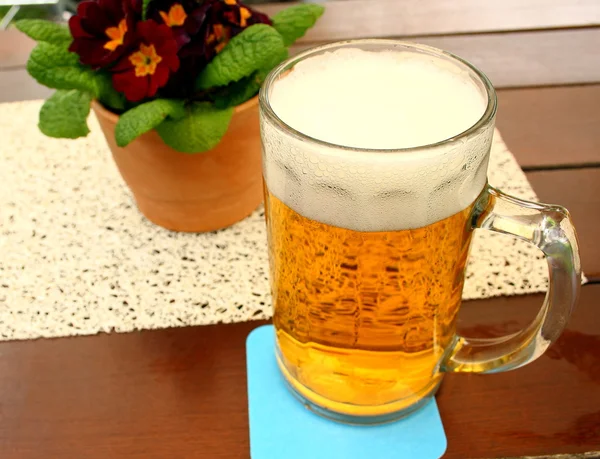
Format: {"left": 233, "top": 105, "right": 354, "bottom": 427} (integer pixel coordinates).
{"left": 0, "top": 100, "right": 582, "bottom": 341}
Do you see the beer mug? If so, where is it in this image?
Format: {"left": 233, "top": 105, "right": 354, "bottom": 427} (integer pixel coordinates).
{"left": 259, "top": 40, "right": 581, "bottom": 423}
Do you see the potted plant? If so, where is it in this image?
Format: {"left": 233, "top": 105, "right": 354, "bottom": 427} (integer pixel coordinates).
{"left": 15, "top": 0, "right": 324, "bottom": 231}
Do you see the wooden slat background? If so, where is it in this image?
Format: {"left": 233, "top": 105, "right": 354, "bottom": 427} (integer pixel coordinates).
{"left": 2, "top": 0, "right": 600, "bottom": 93}
{"left": 526, "top": 168, "right": 600, "bottom": 279}
{"left": 259, "top": 0, "right": 600, "bottom": 88}
{"left": 258, "top": 0, "right": 600, "bottom": 42}
{"left": 412, "top": 29, "right": 600, "bottom": 87}
{"left": 289, "top": 28, "right": 600, "bottom": 87}
{"left": 496, "top": 86, "right": 600, "bottom": 168}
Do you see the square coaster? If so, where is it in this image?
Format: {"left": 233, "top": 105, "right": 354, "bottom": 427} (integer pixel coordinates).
{"left": 246, "top": 325, "right": 447, "bottom": 459}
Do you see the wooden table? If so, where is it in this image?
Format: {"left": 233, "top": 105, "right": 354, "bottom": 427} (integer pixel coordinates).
{"left": 0, "top": 1, "right": 599, "bottom": 458}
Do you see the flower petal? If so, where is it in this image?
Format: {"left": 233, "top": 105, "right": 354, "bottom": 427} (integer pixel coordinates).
{"left": 153, "top": 65, "right": 170, "bottom": 88}
{"left": 98, "top": 0, "right": 125, "bottom": 22}
{"left": 68, "top": 16, "right": 93, "bottom": 39}
{"left": 147, "top": 75, "right": 161, "bottom": 98}
{"left": 80, "top": 4, "right": 112, "bottom": 36}
{"left": 107, "top": 17, "right": 181, "bottom": 100}
{"left": 113, "top": 71, "right": 149, "bottom": 102}
{"left": 69, "top": 0, "right": 131, "bottom": 68}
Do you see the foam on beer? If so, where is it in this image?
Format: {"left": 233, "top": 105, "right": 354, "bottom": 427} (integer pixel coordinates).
{"left": 262, "top": 47, "right": 495, "bottom": 231}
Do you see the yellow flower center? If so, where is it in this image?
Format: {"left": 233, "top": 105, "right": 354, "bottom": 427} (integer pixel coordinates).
{"left": 239, "top": 7, "right": 251, "bottom": 27}
{"left": 129, "top": 44, "right": 163, "bottom": 77}
{"left": 104, "top": 19, "right": 128, "bottom": 52}
{"left": 159, "top": 4, "right": 188, "bottom": 27}
{"left": 207, "top": 24, "right": 231, "bottom": 53}
{"left": 224, "top": 0, "right": 237, "bottom": 4}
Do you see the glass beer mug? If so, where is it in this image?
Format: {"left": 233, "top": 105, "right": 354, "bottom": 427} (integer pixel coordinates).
{"left": 259, "top": 40, "right": 581, "bottom": 423}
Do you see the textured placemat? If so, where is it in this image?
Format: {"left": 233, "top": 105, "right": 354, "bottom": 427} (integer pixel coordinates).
{"left": 0, "top": 100, "right": 581, "bottom": 341}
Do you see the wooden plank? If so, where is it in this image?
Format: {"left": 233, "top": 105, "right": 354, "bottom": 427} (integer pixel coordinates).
{"left": 473, "top": 454, "right": 600, "bottom": 459}
{"left": 497, "top": 85, "right": 600, "bottom": 168}
{"left": 446, "top": 285, "right": 600, "bottom": 458}
{"left": 525, "top": 168, "right": 600, "bottom": 281}
{"left": 258, "top": 0, "right": 600, "bottom": 43}
{"left": 290, "top": 28, "right": 600, "bottom": 88}
{"left": 0, "top": 68, "right": 51, "bottom": 103}
{"left": 0, "top": 285, "right": 598, "bottom": 458}
{"left": 414, "top": 29, "right": 600, "bottom": 87}
{"left": 0, "top": 29, "right": 35, "bottom": 70}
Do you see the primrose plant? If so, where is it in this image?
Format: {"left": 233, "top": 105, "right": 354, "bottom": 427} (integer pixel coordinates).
{"left": 16, "top": 0, "right": 324, "bottom": 153}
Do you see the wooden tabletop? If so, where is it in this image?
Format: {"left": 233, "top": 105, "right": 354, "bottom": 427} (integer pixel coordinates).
{"left": 0, "top": 1, "right": 599, "bottom": 458}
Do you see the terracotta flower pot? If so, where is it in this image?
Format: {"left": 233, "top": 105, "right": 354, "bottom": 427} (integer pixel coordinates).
{"left": 92, "top": 97, "right": 263, "bottom": 232}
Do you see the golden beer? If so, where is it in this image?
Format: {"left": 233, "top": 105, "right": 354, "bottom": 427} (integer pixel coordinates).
{"left": 260, "top": 40, "right": 581, "bottom": 425}
{"left": 265, "top": 187, "right": 475, "bottom": 417}
{"left": 259, "top": 44, "right": 492, "bottom": 421}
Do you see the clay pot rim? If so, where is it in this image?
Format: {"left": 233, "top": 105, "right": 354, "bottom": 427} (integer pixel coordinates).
{"left": 92, "top": 94, "right": 259, "bottom": 123}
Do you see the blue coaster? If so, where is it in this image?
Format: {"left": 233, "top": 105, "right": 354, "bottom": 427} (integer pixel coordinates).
{"left": 246, "top": 325, "right": 447, "bottom": 459}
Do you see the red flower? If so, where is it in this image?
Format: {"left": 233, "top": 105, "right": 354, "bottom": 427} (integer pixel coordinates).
{"left": 203, "top": 0, "right": 272, "bottom": 55}
{"left": 149, "top": 0, "right": 200, "bottom": 48}
{"left": 158, "top": 0, "right": 270, "bottom": 98}
{"left": 161, "top": 0, "right": 271, "bottom": 61}
{"left": 160, "top": 4, "right": 188, "bottom": 27}
{"left": 68, "top": 0, "right": 134, "bottom": 69}
{"left": 111, "top": 20, "right": 180, "bottom": 102}
{"left": 222, "top": 0, "right": 270, "bottom": 30}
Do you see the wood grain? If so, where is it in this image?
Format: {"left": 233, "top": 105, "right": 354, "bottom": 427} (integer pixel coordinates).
{"left": 526, "top": 168, "right": 600, "bottom": 281}
{"left": 414, "top": 29, "right": 600, "bottom": 87}
{"left": 475, "top": 453, "right": 600, "bottom": 459}
{"left": 497, "top": 85, "right": 600, "bottom": 169}
{"left": 258, "top": 0, "right": 600, "bottom": 43}
{"left": 289, "top": 28, "right": 600, "bottom": 88}
{"left": 446, "top": 284, "right": 600, "bottom": 458}
{"left": 0, "top": 285, "right": 597, "bottom": 459}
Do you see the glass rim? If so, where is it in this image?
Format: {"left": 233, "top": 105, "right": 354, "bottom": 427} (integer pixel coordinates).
{"left": 259, "top": 39, "right": 498, "bottom": 155}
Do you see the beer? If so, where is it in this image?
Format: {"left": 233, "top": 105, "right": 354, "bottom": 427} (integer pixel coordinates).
{"left": 261, "top": 45, "right": 493, "bottom": 419}
{"left": 266, "top": 190, "right": 475, "bottom": 416}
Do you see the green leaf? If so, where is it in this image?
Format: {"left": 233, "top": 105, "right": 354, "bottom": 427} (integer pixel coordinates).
{"left": 27, "top": 42, "right": 98, "bottom": 94}
{"left": 96, "top": 72, "right": 126, "bottom": 112}
{"left": 115, "top": 99, "right": 185, "bottom": 147}
{"left": 156, "top": 103, "right": 234, "bottom": 154}
{"left": 15, "top": 19, "right": 72, "bottom": 46}
{"left": 213, "top": 49, "right": 288, "bottom": 109}
{"left": 196, "top": 24, "right": 285, "bottom": 90}
{"left": 212, "top": 73, "right": 260, "bottom": 110}
{"left": 38, "top": 90, "right": 92, "bottom": 139}
{"left": 272, "top": 4, "right": 325, "bottom": 47}
{"left": 26, "top": 42, "right": 124, "bottom": 109}
{"left": 142, "top": 0, "right": 151, "bottom": 20}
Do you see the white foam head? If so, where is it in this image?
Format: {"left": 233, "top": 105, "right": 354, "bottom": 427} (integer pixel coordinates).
{"left": 261, "top": 44, "right": 495, "bottom": 231}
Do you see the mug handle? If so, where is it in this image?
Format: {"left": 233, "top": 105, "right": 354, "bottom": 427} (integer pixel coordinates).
{"left": 442, "top": 185, "right": 581, "bottom": 373}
